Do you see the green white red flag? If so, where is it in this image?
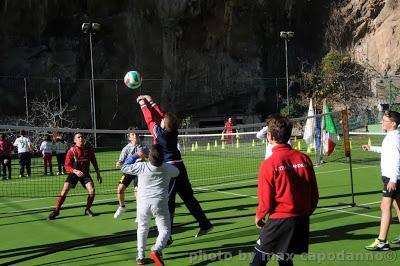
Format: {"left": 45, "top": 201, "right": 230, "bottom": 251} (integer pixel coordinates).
{"left": 323, "top": 100, "right": 337, "bottom": 156}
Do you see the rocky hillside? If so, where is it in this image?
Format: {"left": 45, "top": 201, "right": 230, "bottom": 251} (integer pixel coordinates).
{"left": 328, "top": 0, "right": 400, "bottom": 75}
{"left": 0, "top": 0, "right": 399, "bottom": 128}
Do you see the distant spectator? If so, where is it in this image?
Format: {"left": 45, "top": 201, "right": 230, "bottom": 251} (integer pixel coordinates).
{"left": 0, "top": 133, "right": 14, "bottom": 180}
{"left": 13, "top": 130, "right": 34, "bottom": 178}
{"left": 54, "top": 136, "right": 68, "bottom": 175}
{"left": 39, "top": 135, "right": 54, "bottom": 176}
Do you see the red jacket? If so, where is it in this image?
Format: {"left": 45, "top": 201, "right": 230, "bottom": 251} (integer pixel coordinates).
{"left": 140, "top": 100, "right": 164, "bottom": 144}
{"left": 224, "top": 121, "right": 234, "bottom": 133}
{"left": 0, "top": 140, "right": 14, "bottom": 156}
{"left": 256, "top": 144, "right": 319, "bottom": 219}
{"left": 64, "top": 145, "right": 98, "bottom": 175}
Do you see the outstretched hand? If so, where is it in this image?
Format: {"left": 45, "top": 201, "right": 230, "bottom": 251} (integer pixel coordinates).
{"left": 143, "top": 95, "right": 152, "bottom": 102}
{"left": 136, "top": 95, "right": 145, "bottom": 104}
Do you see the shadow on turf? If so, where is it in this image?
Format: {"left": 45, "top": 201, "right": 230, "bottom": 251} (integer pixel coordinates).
{"left": 0, "top": 214, "right": 237, "bottom": 266}
{"left": 318, "top": 189, "right": 380, "bottom": 200}
{"left": 165, "top": 240, "right": 256, "bottom": 265}
{"left": 309, "top": 221, "right": 400, "bottom": 245}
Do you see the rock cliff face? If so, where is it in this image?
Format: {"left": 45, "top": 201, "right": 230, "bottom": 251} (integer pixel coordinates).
{"left": 328, "top": 0, "right": 400, "bottom": 75}
{"left": 0, "top": 0, "right": 399, "bottom": 128}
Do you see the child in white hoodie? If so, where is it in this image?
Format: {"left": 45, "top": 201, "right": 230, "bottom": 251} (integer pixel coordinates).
{"left": 122, "top": 144, "right": 179, "bottom": 266}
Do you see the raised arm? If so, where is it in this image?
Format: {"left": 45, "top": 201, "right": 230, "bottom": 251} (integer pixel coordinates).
{"left": 143, "top": 95, "right": 164, "bottom": 120}
{"left": 137, "top": 96, "right": 158, "bottom": 141}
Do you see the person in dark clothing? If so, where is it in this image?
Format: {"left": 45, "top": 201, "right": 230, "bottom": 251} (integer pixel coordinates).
{"left": 136, "top": 95, "right": 213, "bottom": 243}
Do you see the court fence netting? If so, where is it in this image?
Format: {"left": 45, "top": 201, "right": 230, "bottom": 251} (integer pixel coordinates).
{"left": 0, "top": 111, "right": 384, "bottom": 210}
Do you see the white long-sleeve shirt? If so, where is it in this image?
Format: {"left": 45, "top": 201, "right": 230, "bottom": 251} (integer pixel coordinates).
{"left": 122, "top": 160, "right": 179, "bottom": 200}
{"left": 40, "top": 140, "right": 53, "bottom": 154}
{"left": 369, "top": 130, "right": 400, "bottom": 183}
{"left": 256, "top": 126, "right": 292, "bottom": 159}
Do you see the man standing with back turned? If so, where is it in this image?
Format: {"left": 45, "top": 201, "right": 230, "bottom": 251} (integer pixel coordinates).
{"left": 251, "top": 114, "right": 319, "bottom": 266}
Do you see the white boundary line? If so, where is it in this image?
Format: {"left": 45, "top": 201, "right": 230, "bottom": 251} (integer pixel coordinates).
{"left": 194, "top": 187, "right": 382, "bottom": 219}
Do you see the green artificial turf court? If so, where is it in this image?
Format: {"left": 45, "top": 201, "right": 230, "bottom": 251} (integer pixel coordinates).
{"left": 1, "top": 136, "right": 400, "bottom": 265}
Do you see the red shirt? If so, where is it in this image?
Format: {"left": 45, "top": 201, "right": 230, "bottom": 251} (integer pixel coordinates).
{"left": 64, "top": 145, "right": 98, "bottom": 175}
{"left": 140, "top": 100, "right": 164, "bottom": 144}
{"left": 256, "top": 144, "right": 319, "bottom": 219}
{"left": 0, "top": 140, "right": 14, "bottom": 156}
{"left": 224, "top": 121, "right": 234, "bottom": 133}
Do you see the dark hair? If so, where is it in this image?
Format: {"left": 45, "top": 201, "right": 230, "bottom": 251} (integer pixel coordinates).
{"left": 384, "top": 110, "right": 400, "bottom": 127}
{"left": 149, "top": 144, "right": 164, "bottom": 167}
{"left": 0, "top": 133, "right": 5, "bottom": 139}
{"left": 163, "top": 112, "right": 179, "bottom": 131}
{"left": 266, "top": 114, "right": 292, "bottom": 144}
{"left": 20, "top": 130, "right": 26, "bottom": 136}
{"left": 43, "top": 135, "right": 51, "bottom": 141}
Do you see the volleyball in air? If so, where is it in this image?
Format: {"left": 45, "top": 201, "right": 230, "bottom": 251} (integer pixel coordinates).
{"left": 124, "top": 70, "right": 142, "bottom": 89}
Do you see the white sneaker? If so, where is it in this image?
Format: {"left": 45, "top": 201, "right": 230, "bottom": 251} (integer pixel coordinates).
{"left": 113, "top": 206, "right": 126, "bottom": 219}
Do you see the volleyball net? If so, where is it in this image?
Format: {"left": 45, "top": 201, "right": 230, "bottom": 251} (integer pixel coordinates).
{"left": 0, "top": 111, "right": 381, "bottom": 202}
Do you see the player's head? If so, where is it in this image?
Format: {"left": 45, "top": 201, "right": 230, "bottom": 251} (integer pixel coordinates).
{"left": 0, "top": 133, "right": 5, "bottom": 140}
{"left": 43, "top": 135, "right": 51, "bottom": 141}
{"left": 149, "top": 144, "right": 164, "bottom": 167}
{"left": 127, "top": 127, "right": 140, "bottom": 144}
{"left": 382, "top": 110, "right": 400, "bottom": 130}
{"left": 73, "top": 133, "right": 85, "bottom": 147}
{"left": 161, "top": 112, "right": 179, "bottom": 131}
{"left": 20, "top": 130, "right": 26, "bottom": 136}
{"left": 228, "top": 117, "right": 232, "bottom": 122}
{"left": 265, "top": 114, "right": 292, "bottom": 144}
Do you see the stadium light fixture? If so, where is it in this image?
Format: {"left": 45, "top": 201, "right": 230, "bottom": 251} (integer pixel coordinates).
{"left": 82, "top": 22, "right": 101, "bottom": 147}
{"left": 280, "top": 31, "right": 294, "bottom": 115}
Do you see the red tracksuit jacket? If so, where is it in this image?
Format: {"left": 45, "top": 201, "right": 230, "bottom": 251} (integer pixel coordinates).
{"left": 256, "top": 144, "right": 319, "bottom": 219}
{"left": 64, "top": 145, "right": 98, "bottom": 176}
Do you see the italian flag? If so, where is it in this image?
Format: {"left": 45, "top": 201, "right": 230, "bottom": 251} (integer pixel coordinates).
{"left": 323, "top": 100, "right": 337, "bottom": 156}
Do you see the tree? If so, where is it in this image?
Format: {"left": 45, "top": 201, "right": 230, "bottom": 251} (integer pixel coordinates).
{"left": 19, "top": 93, "right": 76, "bottom": 148}
{"left": 299, "top": 50, "right": 371, "bottom": 113}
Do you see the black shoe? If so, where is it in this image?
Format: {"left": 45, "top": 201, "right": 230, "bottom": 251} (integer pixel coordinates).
{"left": 166, "top": 237, "right": 174, "bottom": 247}
{"left": 195, "top": 224, "right": 214, "bottom": 238}
{"left": 48, "top": 210, "right": 59, "bottom": 220}
{"left": 84, "top": 209, "right": 95, "bottom": 217}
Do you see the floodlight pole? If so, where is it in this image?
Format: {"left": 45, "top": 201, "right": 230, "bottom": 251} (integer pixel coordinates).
{"left": 82, "top": 22, "right": 100, "bottom": 147}
{"left": 284, "top": 38, "right": 289, "bottom": 115}
{"left": 89, "top": 30, "right": 97, "bottom": 147}
{"left": 280, "top": 31, "right": 294, "bottom": 116}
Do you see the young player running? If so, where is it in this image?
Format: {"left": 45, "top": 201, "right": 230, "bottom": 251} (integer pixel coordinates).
{"left": 122, "top": 144, "right": 179, "bottom": 265}
{"left": 136, "top": 95, "right": 213, "bottom": 243}
{"left": 251, "top": 114, "right": 319, "bottom": 266}
{"left": 114, "top": 127, "right": 149, "bottom": 219}
{"left": 48, "top": 133, "right": 102, "bottom": 220}
{"left": 363, "top": 110, "right": 400, "bottom": 250}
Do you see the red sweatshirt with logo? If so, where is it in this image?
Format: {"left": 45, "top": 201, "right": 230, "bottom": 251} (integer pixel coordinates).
{"left": 256, "top": 144, "right": 319, "bottom": 219}
{"left": 64, "top": 145, "right": 98, "bottom": 175}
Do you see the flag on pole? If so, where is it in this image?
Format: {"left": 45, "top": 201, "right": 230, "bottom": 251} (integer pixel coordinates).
{"left": 315, "top": 116, "right": 322, "bottom": 157}
{"left": 322, "top": 100, "right": 337, "bottom": 156}
{"left": 303, "top": 99, "right": 316, "bottom": 148}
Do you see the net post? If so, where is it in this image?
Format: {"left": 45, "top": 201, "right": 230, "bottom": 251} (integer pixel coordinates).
{"left": 341, "top": 108, "right": 356, "bottom": 207}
